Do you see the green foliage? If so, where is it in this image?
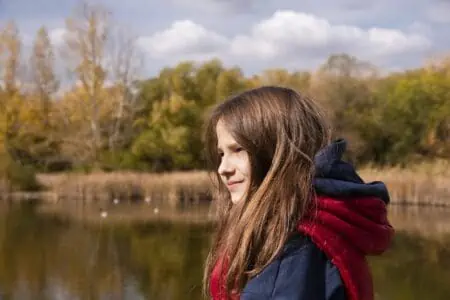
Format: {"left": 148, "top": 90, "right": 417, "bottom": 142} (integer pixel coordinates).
{"left": 2, "top": 33, "right": 450, "bottom": 179}
{"left": 132, "top": 59, "right": 247, "bottom": 172}
{"left": 357, "top": 69, "right": 450, "bottom": 165}
{"left": 1, "top": 0, "right": 449, "bottom": 191}
{"left": 132, "top": 94, "right": 202, "bottom": 171}
{"left": 98, "top": 150, "right": 139, "bottom": 171}
{"left": 0, "top": 153, "right": 41, "bottom": 191}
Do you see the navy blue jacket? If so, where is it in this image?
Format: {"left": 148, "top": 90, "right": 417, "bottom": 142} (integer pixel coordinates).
{"left": 239, "top": 139, "right": 390, "bottom": 300}
{"left": 241, "top": 235, "right": 346, "bottom": 299}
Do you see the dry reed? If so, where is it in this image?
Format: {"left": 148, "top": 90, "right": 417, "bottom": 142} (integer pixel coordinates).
{"left": 359, "top": 160, "right": 450, "bottom": 206}
{"left": 36, "top": 171, "right": 215, "bottom": 208}
{"left": 388, "top": 205, "right": 450, "bottom": 237}
{"left": 7, "top": 160, "right": 450, "bottom": 207}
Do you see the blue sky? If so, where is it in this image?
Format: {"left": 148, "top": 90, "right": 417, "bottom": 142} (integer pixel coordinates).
{"left": 1, "top": 0, "right": 450, "bottom": 78}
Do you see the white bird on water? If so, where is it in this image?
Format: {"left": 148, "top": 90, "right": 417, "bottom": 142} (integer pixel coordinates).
{"left": 100, "top": 210, "right": 108, "bottom": 218}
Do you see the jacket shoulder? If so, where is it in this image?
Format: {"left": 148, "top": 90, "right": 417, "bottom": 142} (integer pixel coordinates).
{"left": 241, "top": 234, "right": 346, "bottom": 300}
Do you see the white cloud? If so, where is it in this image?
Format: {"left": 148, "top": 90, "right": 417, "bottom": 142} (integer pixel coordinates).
{"left": 49, "top": 27, "right": 66, "bottom": 46}
{"left": 229, "top": 10, "right": 431, "bottom": 64}
{"left": 130, "top": 9, "right": 434, "bottom": 73}
{"left": 137, "top": 20, "right": 228, "bottom": 59}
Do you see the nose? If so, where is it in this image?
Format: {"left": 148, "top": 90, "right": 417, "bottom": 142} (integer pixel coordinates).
{"left": 218, "top": 155, "right": 235, "bottom": 177}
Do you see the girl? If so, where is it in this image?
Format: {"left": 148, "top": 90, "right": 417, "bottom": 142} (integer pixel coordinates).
{"left": 202, "top": 86, "right": 394, "bottom": 300}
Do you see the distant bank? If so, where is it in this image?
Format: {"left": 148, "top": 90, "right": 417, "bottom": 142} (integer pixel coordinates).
{"left": 3, "top": 161, "right": 450, "bottom": 207}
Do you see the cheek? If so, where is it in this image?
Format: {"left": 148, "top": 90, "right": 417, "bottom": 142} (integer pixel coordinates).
{"left": 238, "top": 155, "right": 252, "bottom": 178}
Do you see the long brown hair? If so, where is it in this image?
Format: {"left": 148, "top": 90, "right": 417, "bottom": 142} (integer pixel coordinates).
{"left": 202, "top": 86, "right": 331, "bottom": 298}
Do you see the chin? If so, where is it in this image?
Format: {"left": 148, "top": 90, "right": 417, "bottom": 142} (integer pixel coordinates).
{"left": 231, "top": 193, "right": 246, "bottom": 204}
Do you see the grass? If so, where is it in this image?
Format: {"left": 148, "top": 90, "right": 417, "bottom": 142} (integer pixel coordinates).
{"left": 13, "top": 161, "right": 450, "bottom": 235}
{"left": 6, "top": 160, "right": 450, "bottom": 207}
{"left": 35, "top": 171, "right": 215, "bottom": 208}
{"left": 387, "top": 205, "right": 450, "bottom": 237}
{"left": 359, "top": 159, "right": 450, "bottom": 206}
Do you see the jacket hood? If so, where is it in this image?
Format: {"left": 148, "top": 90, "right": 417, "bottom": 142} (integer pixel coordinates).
{"left": 313, "top": 138, "right": 390, "bottom": 204}
{"left": 297, "top": 139, "right": 395, "bottom": 300}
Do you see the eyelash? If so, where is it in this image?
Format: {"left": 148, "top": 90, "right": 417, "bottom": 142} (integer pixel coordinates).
{"left": 218, "top": 148, "right": 243, "bottom": 157}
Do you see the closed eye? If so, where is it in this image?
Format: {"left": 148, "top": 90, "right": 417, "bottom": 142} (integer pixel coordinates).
{"left": 217, "top": 145, "right": 244, "bottom": 157}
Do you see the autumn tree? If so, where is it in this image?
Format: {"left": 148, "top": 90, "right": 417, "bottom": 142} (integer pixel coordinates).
{"left": 310, "top": 53, "right": 379, "bottom": 161}
{"left": 105, "top": 27, "right": 143, "bottom": 155}
{"left": 30, "top": 26, "right": 59, "bottom": 125}
{"left": 13, "top": 26, "right": 68, "bottom": 170}
{"left": 0, "top": 22, "right": 40, "bottom": 190}
{"left": 194, "top": 58, "right": 224, "bottom": 106}
{"left": 58, "top": 2, "right": 143, "bottom": 169}
{"left": 0, "top": 21, "right": 23, "bottom": 159}
{"left": 249, "top": 68, "right": 311, "bottom": 93}
{"left": 60, "top": 2, "right": 109, "bottom": 166}
{"left": 215, "top": 67, "right": 247, "bottom": 101}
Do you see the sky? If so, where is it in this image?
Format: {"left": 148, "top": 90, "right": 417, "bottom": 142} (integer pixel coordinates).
{"left": 1, "top": 0, "right": 450, "bottom": 78}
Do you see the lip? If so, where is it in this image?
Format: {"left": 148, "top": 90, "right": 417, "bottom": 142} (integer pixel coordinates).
{"left": 227, "top": 180, "right": 243, "bottom": 187}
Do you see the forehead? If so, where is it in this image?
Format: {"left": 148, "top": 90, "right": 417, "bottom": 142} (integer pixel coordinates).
{"left": 216, "top": 120, "right": 237, "bottom": 147}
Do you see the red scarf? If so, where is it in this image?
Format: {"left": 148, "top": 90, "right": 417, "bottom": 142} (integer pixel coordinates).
{"left": 298, "top": 196, "right": 394, "bottom": 300}
{"left": 210, "top": 254, "right": 238, "bottom": 300}
{"left": 210, "top": 195, "right": 394, "bottom": 300}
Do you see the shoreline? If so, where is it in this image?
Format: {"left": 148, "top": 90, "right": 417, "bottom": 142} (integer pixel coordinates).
{"left": 2, "top": 163, "right": 450, "bottom": 207}
{"left": 20, "top": 201, "right": 450, "bottom": 238}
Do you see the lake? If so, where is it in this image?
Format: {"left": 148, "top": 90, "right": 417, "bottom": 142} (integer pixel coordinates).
{"left": 0, "top": 201, "right": 449, "bottom": 300}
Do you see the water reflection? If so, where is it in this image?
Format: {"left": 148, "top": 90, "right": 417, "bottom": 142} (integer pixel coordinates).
{"left": 0, "top": 202, "right": 448, "bottom": 300}
{"left": 0, "top": 202, "right": 213, "bottom": 300}
{"left": 371, "top": 233, "right": 450, "bottom": 300}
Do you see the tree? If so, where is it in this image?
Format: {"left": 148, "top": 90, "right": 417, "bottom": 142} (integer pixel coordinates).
{"left": 0, "top": 22, "right": 41, "bottom": 190}
{"left": 61, "top": 2, "right": 110, "bottom": 166}
{"left": 0, "top": 21, "right": 23, "bottom": 158}
{"left": 215, "top": 66, "right": 247, "bottom": 102}
{"left": 378, "top": 69, "right": 450, "bottom": 163}
{"left": 195, "top": 58, "right": 224, "bottom": 106}
{"left": 132, "top": 94, "right": 200, "bottom": 171}
{"left": 30, "top": 26, "right": 59, "bottom": 125}
{"left": 13, "top": 26, "right": 67, "bottom": 171}
{"left": 309, "top": 54, "right": 379, "bottom": 161}
{"left": 60, "top": 2, "right": 143, "bottom": 168}
{"left": 0, "top": 21, "right": 22, "bottom": 95}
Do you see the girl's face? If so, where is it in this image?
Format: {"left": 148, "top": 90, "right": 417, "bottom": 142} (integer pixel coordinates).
{"left": 216, "top": 120, "right": 251, "bottom": 204}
